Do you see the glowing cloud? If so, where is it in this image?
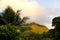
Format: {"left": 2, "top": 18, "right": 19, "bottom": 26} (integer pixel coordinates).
{"left": 0, "top": 0, "right": 44, "bottom": 21}
{"left": 0, "top": 0, "right": 47, "bottom": 29}
{"left": 0, "top": 0, "right": 57, "bottom": 29}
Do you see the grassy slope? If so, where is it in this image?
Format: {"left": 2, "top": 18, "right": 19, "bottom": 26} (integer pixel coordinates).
{"left": 29, "top": 23, "right": 49, "bottom": 34}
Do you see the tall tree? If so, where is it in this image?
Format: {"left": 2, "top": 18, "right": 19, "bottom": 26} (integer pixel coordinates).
{"left": 0, "top": 6, "right": 29, "bottom": 26}
{"left": 52, "top": 16, "right": 60, "bottom": 40}
{"left": 52, "top": 16, "right": 60, "bottom": 31}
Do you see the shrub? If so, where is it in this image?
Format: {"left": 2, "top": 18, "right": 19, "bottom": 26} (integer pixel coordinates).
{"left": 0, "top": 24, "right": 20, "bottom": 40}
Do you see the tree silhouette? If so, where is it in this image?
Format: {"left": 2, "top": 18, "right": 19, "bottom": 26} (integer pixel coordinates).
{"left": 0, "top": 14, "right": 7, "bottom": 25}
{"left": 0, "top": 6, "right": 29, "bottom": 26}
{"left": 52, "top": 16, "right": 60, "bottom": 40}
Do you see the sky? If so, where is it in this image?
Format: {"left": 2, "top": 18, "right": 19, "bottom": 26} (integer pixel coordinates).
{"left": 0, "top": 0, "right": 60, "bottom": 29}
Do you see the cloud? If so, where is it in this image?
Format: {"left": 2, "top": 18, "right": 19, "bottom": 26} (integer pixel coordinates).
{"left": 0, "top": 0, "right": 59, "bottom": 29}
{"left": 0, "top": 0, "right": 44, "bottom": 18}
{"left": 0, "top": 0, "right": 54, "bottom": 29}
{"left": 0, "top": 0, "right": 45, "bottom": 23}
{"left": 41, "top": 8, "right": 60, "bottom": 29}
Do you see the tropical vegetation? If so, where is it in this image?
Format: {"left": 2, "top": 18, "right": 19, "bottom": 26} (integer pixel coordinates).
{"left": 0, "top": 6, "right": 60, "bottom": 40}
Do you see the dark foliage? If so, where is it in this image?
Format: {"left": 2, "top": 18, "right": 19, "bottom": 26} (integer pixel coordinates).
{"left": 0, "top": 24, "right": 20, "bottom": 40}
{"left": 0, "top": 6, "right": 29, "bottom": 26}
{"left": 52, "top": 16, "right": 60, "bottom": 40}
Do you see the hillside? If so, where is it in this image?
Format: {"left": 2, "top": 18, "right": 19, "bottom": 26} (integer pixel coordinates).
{"left": 29, "top": 23, "right": 49, "bottom": 34}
